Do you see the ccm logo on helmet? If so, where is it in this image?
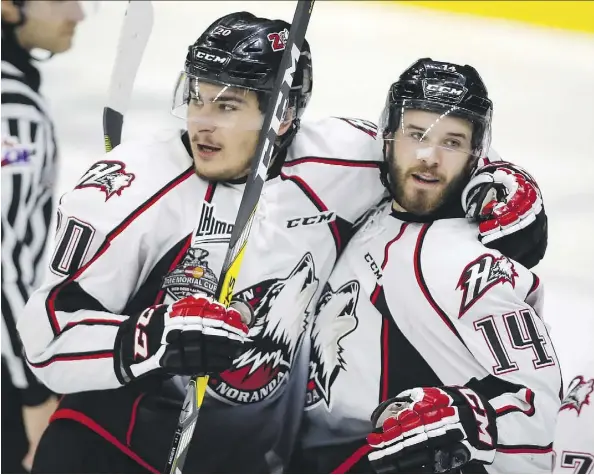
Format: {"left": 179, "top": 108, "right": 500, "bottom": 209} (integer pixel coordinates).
{"left": 193, "top": 49, "right": 228, "bottom": 65}
{"left": 426, "top": 84, "right": 464, "bottom": 96}
{"left": 423, "top": 80, "right": 467, "bottom": 103}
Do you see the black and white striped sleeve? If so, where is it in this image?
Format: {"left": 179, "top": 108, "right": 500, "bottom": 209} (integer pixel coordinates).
{"left": 2, "top": 64, "right": 56, "bottom": 403}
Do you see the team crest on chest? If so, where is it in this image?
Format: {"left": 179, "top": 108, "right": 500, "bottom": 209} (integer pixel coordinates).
{"left": 305, "top": 280, "right": 359, "bottom": 411}
{"left": 560, "top": 375, "right": 594, "bottom": 416}
{"left": 75, "top": 160, "right": 135, "bottom": 200}
{"left": 161, "top": 247, "right": 218, "bottom": 300}
{"left": 456, "top": 253, "right": 518, "bottom": 318}
{"left": 208, "top": 253, "right": 319, "bottom": 405}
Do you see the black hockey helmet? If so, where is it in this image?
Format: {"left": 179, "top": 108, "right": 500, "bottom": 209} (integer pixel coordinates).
{"left": 379, "top": 58, "right": 493, "bottom": 159}
{"left": 172, "top": 11, "right": 312, "bottom": 149}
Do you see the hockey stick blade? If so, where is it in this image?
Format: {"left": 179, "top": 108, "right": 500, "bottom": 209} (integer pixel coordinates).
{"left": 103, "top": 1, "right": 154, "bottom": 152}
{"left": 165, "top": 1, "right": 316, "bottom": 473}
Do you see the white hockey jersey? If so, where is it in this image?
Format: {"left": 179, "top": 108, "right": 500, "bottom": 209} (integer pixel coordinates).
{"left": 300, "top": 202, "right": 562, "bottom": 473}
{"left": 17, "top": 117, "right": 385, "bottom": 472}
{"left": 553, "top": 356, "right": 594, "bottom": 474}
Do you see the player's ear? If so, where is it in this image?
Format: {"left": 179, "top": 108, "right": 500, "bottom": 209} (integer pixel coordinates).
{"left": 1, "top": 0, "right": 22, "bottom": 24}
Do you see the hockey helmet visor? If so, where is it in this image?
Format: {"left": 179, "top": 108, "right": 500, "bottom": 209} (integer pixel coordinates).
{"left": 379, "top": 98, "right": 492, "bottom": 161}
{"left": 171, "top": 71, "right": 295, "bottom": 131}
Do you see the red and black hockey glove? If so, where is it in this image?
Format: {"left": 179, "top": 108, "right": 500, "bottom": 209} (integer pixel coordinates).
{"left": 367, "top": 386, "right": 497, "bottom": 474}
{"left": 114, "top": 294, "right": 252, "bottom": 384}
{"left": 462, "top": 162, "right": 547, "bottom": 269}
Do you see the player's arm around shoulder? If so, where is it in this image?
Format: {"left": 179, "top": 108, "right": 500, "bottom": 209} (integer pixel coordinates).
{"left": 17, "top": 139, "right": 193, "bottom": 393}
{"left": 284, "top": 117, "right": 387, "bottom": 223}
{"left": 424, "top": 220, "right": 562, "bottom": 472}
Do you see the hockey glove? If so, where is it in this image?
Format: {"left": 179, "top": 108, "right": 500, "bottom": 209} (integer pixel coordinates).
{"left": 114, "top": 294, "right": 252, "bottom": 384}
{"left": 367, "top": 386, "right": 497, "bottom": 474}
{"left": 461, "top": 162, "right": 547, "bottom": 268}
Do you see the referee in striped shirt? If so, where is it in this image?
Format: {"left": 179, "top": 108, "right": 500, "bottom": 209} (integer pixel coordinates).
{"left": 2, "top": 1, "right": 84, "bottom": 472}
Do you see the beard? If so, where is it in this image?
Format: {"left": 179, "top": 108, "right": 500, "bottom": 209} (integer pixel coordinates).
{"left": 388, "top": 159, "right": 473, "bottom": 216}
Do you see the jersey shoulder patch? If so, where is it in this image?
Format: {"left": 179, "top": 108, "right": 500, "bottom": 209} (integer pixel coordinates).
{"left": 61, "top": 132, "right": 193, "bottom": 229}
{"left": 287, "top": 116, "right": 382, "bottom": 165}
{"left": 421, "top": 219, "right": 534, "bottom": 319}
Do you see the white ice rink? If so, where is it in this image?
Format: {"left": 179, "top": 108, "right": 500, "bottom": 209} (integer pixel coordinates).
{"left": 38, "top": 1, "right": 594, "bottom": 382}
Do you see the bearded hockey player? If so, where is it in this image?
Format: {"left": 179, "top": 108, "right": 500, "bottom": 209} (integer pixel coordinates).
{"left": 18, "top": 12, "right": 547, "bottom": 474}
{"left": 298, "top": 59, "right": 561, "bottom": 474}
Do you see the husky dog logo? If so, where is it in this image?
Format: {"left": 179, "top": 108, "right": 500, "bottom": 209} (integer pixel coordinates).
{"left": 457, "top": 253, "right": 518, "bottom": 318}
{"left": 75, "top": 160, "right": 135, "bottom": 200}
{"left": 161, "top": 247, "right": 218, "bottom": 300}
{"left": 305, "top": 281, "right": 359, "bottom": 410}
{"left": 208, "top": 253, "right": 319, "bottom": 404}
{"left": 560, "top": 375, "right": 594, "bottom": 415}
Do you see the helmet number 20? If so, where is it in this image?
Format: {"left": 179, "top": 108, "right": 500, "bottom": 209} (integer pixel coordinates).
{"left": 212, "top": 26, "right": 231, "bottom": 36}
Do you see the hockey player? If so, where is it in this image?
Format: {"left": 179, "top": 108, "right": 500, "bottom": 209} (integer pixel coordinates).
{"left": 298, "top": 59, "right": 562, "bottom": 474}
{"left": 18, "top": 12, "right": 547, "bottom": 474}
{"left": 552, "top": 357, "right": 594, "bottom": 473}
{"left": 2, "top": 1, "right": 85, "bottom": 472}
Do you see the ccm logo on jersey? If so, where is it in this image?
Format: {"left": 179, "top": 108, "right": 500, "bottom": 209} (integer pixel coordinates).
{"left": 75, "top": 160, "right": 135, "bottom": 200}
{"left": 456, "top": 253, "right": 518, "bottom": 318}
{"left": 287, "top": 211, "right": 336, "bottom": 229}
{"left": 365, "top": 253, "right": 382, "bottom": 280}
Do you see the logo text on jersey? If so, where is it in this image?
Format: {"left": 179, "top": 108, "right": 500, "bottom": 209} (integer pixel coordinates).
{"left": 161, "top": 247, "right": 218, "bottom": 299}
{"left": 306, "top": 280, "right": 360, "bottom": 411}
{"left": 75, "top": 160, "right": 135, "bottom": 200}
{"left": 365, "top": 252, "right": 382, "bottom": 281}
{"left": 208, "top": 253, "right": 319, "bottom": 405}
{"left": 560, "top": 375, "right": 594, "bottom": 415}
{"left": 287, "top": 211, "right": 336, "bottom": 229}
{"left": 456, "top": 253, "right": 518, "bottom": 318}
{"left": 193, "top": 201, "right": 234, "bottom": 245}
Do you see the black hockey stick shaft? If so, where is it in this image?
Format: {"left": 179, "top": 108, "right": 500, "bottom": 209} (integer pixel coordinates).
{"left": 165, "top": 1, "right": 316, "bottom": 473}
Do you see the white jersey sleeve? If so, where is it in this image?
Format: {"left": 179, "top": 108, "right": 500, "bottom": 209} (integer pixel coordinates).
{"left": 285, "top": 116, "right": 386, "bottom": 225}
{"left": 553, "top": 356, "right": 594, "bottom": 474}
{"left": 17, "top": 135, "right": 194, "bottom": 394}
{"left": 423, "top": 220, "right": 563, "bottom": 473}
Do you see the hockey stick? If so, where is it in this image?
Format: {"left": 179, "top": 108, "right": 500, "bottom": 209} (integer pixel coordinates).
{"left": 103, "top": 1, "right": 154, "bottom": 152}
{"left": 164, "top": 1, "right": 316, "bottom": 473}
